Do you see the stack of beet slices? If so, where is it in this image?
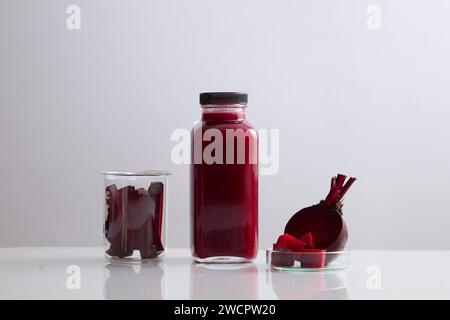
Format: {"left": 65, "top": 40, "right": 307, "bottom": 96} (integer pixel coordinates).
{"left": 271, "top": 174, "right": 356, "bottom": 268}
{"left": 105, "top": 182, "right": 164, "bottom": 259}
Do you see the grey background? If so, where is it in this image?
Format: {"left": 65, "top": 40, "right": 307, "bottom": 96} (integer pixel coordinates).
{"left": 1, "top": 0, "right": 449, "bottom": 249}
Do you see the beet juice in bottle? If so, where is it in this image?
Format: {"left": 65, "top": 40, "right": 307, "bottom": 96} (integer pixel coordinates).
{"left": 191, "top": 92, "right": 258, "bottom": 263}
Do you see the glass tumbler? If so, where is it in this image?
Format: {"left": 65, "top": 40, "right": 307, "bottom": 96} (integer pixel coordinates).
{"left": 102, "top": 170, "right": 170, "bottom": 262}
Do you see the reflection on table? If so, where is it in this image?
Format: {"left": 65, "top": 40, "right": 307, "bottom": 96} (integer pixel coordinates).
{"left": 104, "top": 261, "right": 165, "bottom": 299}
{"left": 190, "top": 262, "right": 258, "bottom": 300}
{"left": 267, "top": 269, "right": 348, "bottom": 300}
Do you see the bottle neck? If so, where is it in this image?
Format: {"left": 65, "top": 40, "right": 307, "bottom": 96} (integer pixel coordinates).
{"left": 201, "top": 104, "right": 246, "bottom": 122}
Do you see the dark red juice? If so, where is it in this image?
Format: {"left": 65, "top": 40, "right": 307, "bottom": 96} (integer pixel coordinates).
{"left": 191, "top": 92, "right": 258, "bottom": 263}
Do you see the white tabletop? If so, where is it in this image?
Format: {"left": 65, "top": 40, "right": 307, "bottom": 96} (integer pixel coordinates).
{"left": 0, "top": 248, "right": 449, "bottom": 300}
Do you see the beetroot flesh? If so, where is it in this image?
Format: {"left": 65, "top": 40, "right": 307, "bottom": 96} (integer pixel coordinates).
{"left": 299, "top": 232, "right": 315, "bottom": 249}
{"left": 271, "top": 234, "right": 305, "bottom": 267}
{"left": 297, "top": 249, "right": 326, "bottom": 268}
{"left": 271, "top": 232, "right": 326, "bottom": 268}
{"left": 105, "top": 182, "right": 164, "bottom": 259}
{"left": 270, "top": 251, "right": 294, "bottom": 268}
{"left": 274, "top": 234, "right": 305, "bottom": 252}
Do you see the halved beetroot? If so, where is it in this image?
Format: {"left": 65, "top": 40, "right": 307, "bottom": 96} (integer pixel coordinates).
{"left": 284, "top": 174, "right": 356, "bottom": 253}
{"left": 285, "top": 204, "right": 347, "bottom": 252}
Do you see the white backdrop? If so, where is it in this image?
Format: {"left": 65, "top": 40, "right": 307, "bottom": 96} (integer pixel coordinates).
{"left": 1, "top": 0, "right": 450, "bottom": 249}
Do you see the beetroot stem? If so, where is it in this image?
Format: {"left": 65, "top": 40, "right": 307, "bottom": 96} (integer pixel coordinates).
{"left": 337, "top": 177, "right": 356, "bottom": 202}
{"left": 334, "top": 174, "right": 347, "bottom": 190}
{"left": 325, "top": 176, "right": 336, "bottom": 204}
{"left": 325, "top": 174, "right": 347, "bottom": 205}
{"left": 330, "top": 176, "right": 336, "bottom": 191}
{"left": 331, "top": 174, "right": 347, "bottom": 203}
{"left": 325, "top": 176, "right": 337, "bottom": 203}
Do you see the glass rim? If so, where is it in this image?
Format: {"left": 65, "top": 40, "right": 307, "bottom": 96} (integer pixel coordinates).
{"left": 266, "top": 248, "right": 348, "bottom": 255}
{"left": 101, "top": 170, "right": 171, "bottom": 177}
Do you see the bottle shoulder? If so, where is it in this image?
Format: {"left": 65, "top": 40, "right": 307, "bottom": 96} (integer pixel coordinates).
{"left": 194, "top": 119, "right": 256, "bottom": 130}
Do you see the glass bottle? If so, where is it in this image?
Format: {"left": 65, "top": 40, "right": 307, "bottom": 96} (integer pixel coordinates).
{"left": 191, "top": 92, "right": 258, "bottom": 263}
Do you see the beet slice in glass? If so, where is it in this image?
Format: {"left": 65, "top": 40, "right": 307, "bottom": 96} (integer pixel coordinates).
{"left": 149, "top": 182, "right": 164, "bottom": 252}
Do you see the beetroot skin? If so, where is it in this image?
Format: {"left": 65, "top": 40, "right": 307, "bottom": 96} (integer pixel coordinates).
{"left": 284, "top": 174, "right": 356, "bottom": 252}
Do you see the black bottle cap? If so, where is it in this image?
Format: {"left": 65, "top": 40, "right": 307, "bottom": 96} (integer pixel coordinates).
{"left": 199, "top": 92, "right": 248, "bottom": 105}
